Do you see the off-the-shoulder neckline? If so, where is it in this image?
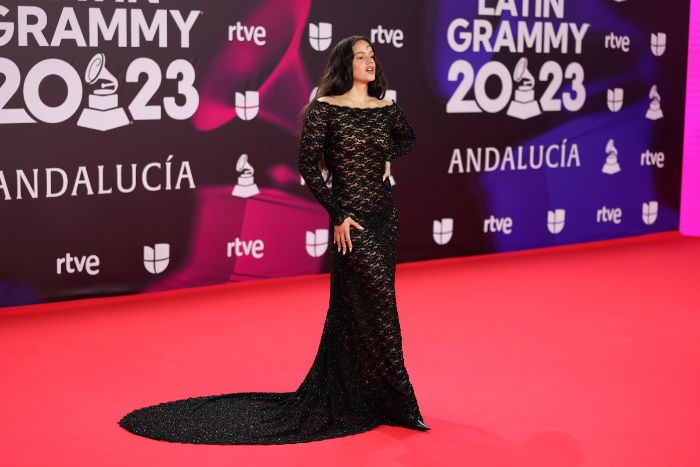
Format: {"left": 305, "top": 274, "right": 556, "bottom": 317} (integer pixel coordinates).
{"left": 314, "top": 99, "right": 397, "bottom": 110}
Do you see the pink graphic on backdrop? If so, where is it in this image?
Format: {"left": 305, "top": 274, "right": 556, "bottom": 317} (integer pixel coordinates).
{"left": 143, "top": 0, "right": 334, "bottom": 292}
{"left": 681, "top": 0, "right": 700, "bottom": 236}
{"left": 193, "top": 0, "right": 314, "bottom": 133}
{"left": 143, "top": 187, "right": 331, "bottom": 292}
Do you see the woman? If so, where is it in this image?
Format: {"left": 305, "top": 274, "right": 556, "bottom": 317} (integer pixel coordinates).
{"left": 118, "top": 35, "right": 427, "bottom": 445}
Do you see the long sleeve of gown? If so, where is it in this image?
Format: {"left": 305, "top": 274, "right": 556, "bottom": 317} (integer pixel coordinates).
{"left": 386, "top": 101, "right": 416, "bottom": 161}
{"left": 298, "top": 102, "right": 348, "bottom": 226}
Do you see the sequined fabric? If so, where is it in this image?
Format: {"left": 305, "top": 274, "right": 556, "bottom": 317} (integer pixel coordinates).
{"left": 117, "top": 98, "right": 422, "bottom": 444}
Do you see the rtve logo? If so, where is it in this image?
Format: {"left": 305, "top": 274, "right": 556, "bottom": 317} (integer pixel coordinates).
{"left": 228, "top": 21, "right": 266, "bottom": 45}
{"left": 604, "top": 32, "right": 631, "bottom": 52}
{"left": 306, "top": 229, "right": 330, "bottom": 257}
{"left": 483, "top": 215, "right": 513, "bottom": 235}
{"left": 369, "top": 26, "right": 404, "bottom": 48}
{"left": 227, "top": 237, "right": 265, "bottom": 259}
{"left": 640, "top": 150, "right": 665, "bottom": 168}
{"left": 56, "top": 253, "right": 100, "bottom": 276}
{"left": 596, "top": 206, "right": 622, "bottom": 225}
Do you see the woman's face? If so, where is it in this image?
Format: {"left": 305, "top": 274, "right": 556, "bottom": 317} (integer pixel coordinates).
{"left": 351, "top": 40, "right": 376, "bottom": 83}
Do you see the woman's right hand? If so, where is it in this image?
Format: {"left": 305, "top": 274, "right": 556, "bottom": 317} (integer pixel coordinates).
{"left": 334, "top": 217, "right": 365, "bottom": 255}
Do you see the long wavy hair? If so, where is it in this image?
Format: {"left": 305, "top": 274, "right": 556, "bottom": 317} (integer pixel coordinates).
{"left": 298, "top": 35, "right": 389, "bottom": 185}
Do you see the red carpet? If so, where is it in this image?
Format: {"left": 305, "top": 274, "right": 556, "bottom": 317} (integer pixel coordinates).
{"left": 1, "top": 231, "right": 698, "bottom": 467}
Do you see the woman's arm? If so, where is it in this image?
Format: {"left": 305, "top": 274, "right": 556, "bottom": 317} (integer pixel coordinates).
{"left": 297, "top": 102, "right": 348, "bottom": 226}
{"left": 386, "top": 101, "right": 416, "bottom": 161}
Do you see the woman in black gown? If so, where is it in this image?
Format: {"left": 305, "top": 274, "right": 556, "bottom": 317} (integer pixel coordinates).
{"left": 118, "top": 35, "right": 428, "bottom": 444}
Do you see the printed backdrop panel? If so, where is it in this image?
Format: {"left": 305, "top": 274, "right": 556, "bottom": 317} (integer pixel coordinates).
{"left": 0, "top": 0, "right": 691, "bottom": 308}
{"left": 681, "top": 0, "right": 700, "bottom": 235}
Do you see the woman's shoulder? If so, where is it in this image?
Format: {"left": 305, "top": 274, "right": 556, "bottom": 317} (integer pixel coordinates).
{"left": 315, "top": 95, "right": 395, "bottom": 109}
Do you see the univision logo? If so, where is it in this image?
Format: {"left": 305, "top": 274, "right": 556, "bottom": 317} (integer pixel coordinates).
{"left": 642, "top": 201, "right": 659, "bottom": 225}
{"left": 651, "top": 33, "right": 667, "bottom": 56}
{"left": 433, "top": 218, "right": 453, "bottom": 245}
{"left": 547, "top": 209, "right": 566, "bottom": 234}
{"left": 607, "top": 88, "right": 624, "bottom": 112}
{"left": 309, "top": 22, "right": 332, "bottom": 51}
{"left": 144, "top": 243, "right": 170, "bottom": 274}
{"left": 306, "top": 229, "right": 330, "bottom": 257}
{"left": 234, "top": 90, "right": 259, "bottom": 120}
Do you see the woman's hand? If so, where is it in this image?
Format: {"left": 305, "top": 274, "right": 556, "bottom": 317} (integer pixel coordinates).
{"left": 334, "top": 217, "right": 364, "bottom": 255}
{"left": 382, "top": 161, "right": 391, "bottom": 182}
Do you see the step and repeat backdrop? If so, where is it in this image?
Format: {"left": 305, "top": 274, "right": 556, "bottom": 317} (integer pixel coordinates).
{"left": 0, "top": 0, "right": 691, "bottom": 308}
{"left": 682, "top": 0, "right": 700, "bottom": 236}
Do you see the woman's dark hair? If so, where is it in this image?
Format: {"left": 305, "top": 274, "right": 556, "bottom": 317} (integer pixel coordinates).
{"left": 298, "top": 35, "right": 389, "bottom": 184}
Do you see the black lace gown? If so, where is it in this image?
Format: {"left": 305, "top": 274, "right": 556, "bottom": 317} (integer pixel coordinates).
{"left": 118, "top": 98, "right": 423, "bottom": 444}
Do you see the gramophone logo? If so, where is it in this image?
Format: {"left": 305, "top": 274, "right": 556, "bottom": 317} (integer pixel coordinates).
{"left": 602, "top": 139, "right": 621, "bottom": 175}
{"left": 77, "top": 53, "right": 130, "bottom": 131}
{"left": 234, "top": 91, "right": 259, "bottom": 120}
{"left": 309, "top": 22, "right": 332, "bottom": 51}
{"left": 144, "top": 243, "right": 170, "bottom": 274}
{"left": 607, "top": 88, "right": 624, "bottom": 112}
{"left": 306, "top": 229, "right": 330, "bottom": 257}
{"left": 651, "top": 33, "right": 667, "bottom": 57}
{"left": 507, "top": 57, "right": 542, "bottom": 120}
{"left": 231, "top": 153, "right": 260, "bottom": 198}
{"left": 642, "top": 201, "right": 659, "bottom": 225}
{"left": 646, "top": 85, "right": 663, "bottom": 120}
{"left": 433, "top": 217, "right": 453, "bottom": 245}
{"left": 547, "top": 209, "right": 566, "bottom": 234}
